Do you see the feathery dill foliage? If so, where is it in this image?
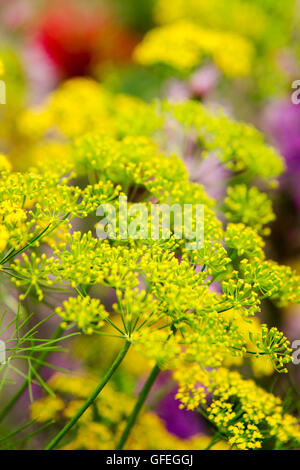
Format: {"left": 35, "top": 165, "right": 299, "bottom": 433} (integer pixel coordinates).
{"left": 1, "top": 77, "right": 300, "bottom": 450}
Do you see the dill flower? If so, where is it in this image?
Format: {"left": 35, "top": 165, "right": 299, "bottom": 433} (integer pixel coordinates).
{"left": 0, "top": 224, "right": 9, "bottom": 253}
{"left": 225, "top": 185, "right": 276, "bottom": 234}
{"left": 31, "top": 395, "right": 65, "bottom": 423}
{"left": 11, "top": 252, "right": 54, "bottom": 301}
{"left": 240, "top": 258, "right": 300, "bottom": 307}
{"left": 225, "top": 223, "right": 265, "bottom": 259}
{"left": 165, "top": 100, "right": 284, "bottom": 182}
{"left": 1, "top": 77, "right": 299, "bottom": 451}
{"left": 176, "top": 367, "right": 300, "bottom": 449}
{"left": 55, "top": 296, "right": 109, "bottom": 335}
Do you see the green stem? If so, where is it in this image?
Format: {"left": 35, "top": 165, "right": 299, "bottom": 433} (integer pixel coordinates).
{"left": 203, "top": 435, "right": 220, "bottom": 450}
{"left": 0, "top": 325, "right": 63, "bottom": 424}
{"left": 116, "top": 363, "right": 160, "bottom": 450}
{"left": 0, "top": 418, "right": 35, "bottom": 444}
{"left": 45, "top": 340, "right": 131, "bottom": 450}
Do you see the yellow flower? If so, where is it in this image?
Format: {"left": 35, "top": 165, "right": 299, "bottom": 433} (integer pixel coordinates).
{"left": 134, "top": 20, "right": 253, "bottom": 77}
{"left": 31, "top": 395, "right": 64, "bottom": 423}
{"left": 0, "top": 154, "right": 12, "bottom": 172}
{"left": 0, "top": 224, "right": 9, "bottom": 252}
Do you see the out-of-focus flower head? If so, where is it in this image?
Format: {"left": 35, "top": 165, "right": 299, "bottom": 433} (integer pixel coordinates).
{"left": 135, "top": 0, "right": 298, "bottom": 101}
{"left": 0, "top": 0, "right": 32, "bottom": 31}
{"left": 164, "top": 79, "right": 191, "bottom": 102}
{"left": 156, "top": 386, "right": 207, "bottom": 439}
{"left": 263, "top": 100, "right": 300, "bottom": 210}
{"left": 30, "top": 0, "right": 138, "bottom": 78}
{"left": 165, "top": 65, "right": 220, "bottom": 102}
{"left": 264, "top": 101, "right": 300, "bottom": 174}
{"left": 189, "top": 65, "right": 219, "bottom": 97}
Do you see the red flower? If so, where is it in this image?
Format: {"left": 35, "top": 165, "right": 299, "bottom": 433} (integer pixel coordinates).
{"left": 33, "top": 0, "right": 138, "bottom": 78}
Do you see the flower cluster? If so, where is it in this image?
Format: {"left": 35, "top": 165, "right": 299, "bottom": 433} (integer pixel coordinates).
{"left": 225, "top": 185, "right": 276, "bottom": 234}
{"left": 0, "top": 76, "right": 299, "bottom": 450}
{"left": 176, "top": 367, "right": 300, "bottom": 449}
{"left": 165, "top": 101, "right": 284, "bottom": 182}
{"left": 134, "top": 20, "right": 253, "bottom": 77}
{"left": 56, "top": 296, "right": 109, "bottom": 335}
{"left": 144, "top": 0, "right": 297, "bottom": 99}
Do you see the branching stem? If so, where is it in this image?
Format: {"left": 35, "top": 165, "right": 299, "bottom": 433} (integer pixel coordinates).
{"left": 45, "top": 340, "right": 131, "bottom": 450}
{"left": 116, "top": 363, "right": 160, "bottom": 450}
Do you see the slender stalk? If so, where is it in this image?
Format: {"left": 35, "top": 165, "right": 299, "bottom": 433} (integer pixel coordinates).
{"left": 45, "top": 340, "right": 131, "bottom": 450}
{"left": 203, "top": 435, "right": 220, "bottom": 450}
{"left": 0, "top": 325, "right": 63, "bottom": 424}
{"left": 18, "top": 420, "right": 54, "bottom": 448}
{"left": 116, "top": 363, "right": 160, "bottom": 450}
{"left": 0, "top": 419, "right": 35, "bottom": 444}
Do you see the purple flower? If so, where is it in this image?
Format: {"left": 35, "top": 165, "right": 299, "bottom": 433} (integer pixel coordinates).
{"left": 165, "top": 79, "right": 191, "bottom": 103}
{"left": 264, "top": 101, "right": 300, "bottom": 173}
{"left": 156, "top": 386, "right": 207, "bottom": 439}
{"left": 184, "top": 153, "right": 229, "bottom": 200}
{"left": 189, "top": 65, "right": 219, "bottom": 97}
{"left": 141, "top": 371, "right": 207, "bottom": 439}
{"left": 263, "top": 100, "right": 300, "bottom": 210}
